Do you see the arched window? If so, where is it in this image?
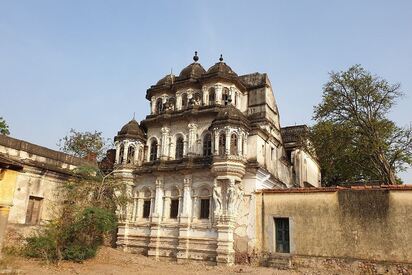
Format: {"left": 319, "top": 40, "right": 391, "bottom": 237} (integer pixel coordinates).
{"left": 167, "top": 97, "right": 176, "bottom": 111}
{"left": 127, "top": 146, "right": 135, "bottom": 164}
{"left": 181, "top": 93, "right": 188, "bottom": 109}
{"left": 149, "top": 140, "right": 158, "bottom": 161}
{"left": 219, "top": 133, "right": 226, "bottom": 156}
{"left": 222, "top": 88, "right": 230, "bottom": 105}
{"left": 175, "top": 136, "right": 184, "bottom": 159}
{"left": 169, "top": 187, "right": 180, "bottom": 219}
{"left": 119, "top": 144, "right": 124, "bottom": 164}
{"left": 203, "top": 133, "right": 212, "bottom": 156}
{"left": 193, "top": 92, "right": 202, "bottom": 105}
{"left": 230, "top": 133, "right": 238, "bottom": 155}
{"left": 198, "top": 187, "right": 210, "bottom": 219}
{"left": 208, "top": 88, "right": 215, "bottom": 105}
{"left": 156, "top": 98, "right": 163, "bottom": 113}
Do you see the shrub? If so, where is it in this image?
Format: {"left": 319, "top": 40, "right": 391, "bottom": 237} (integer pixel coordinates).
{"left": 24, "top": 207, "right": 117, "bottom": 262}
{"left": 62, "top": 244, "right": 97, "bottom": 262}
{"left": 25, "top": 235, "right": 58, "bottom": 261}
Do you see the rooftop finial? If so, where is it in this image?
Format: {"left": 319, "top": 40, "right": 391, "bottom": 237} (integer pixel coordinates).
{"left": 193, "top": 51, "right": 199, "bottom": 62}
{"left": 219, "top": 54, "right": 223, "bottom": 62}
{"left": 133, "top": 112, "right": 135, "bottom": 120}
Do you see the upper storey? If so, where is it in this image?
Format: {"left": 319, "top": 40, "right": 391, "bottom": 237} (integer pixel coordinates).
{"left": 146, "top": 52, "right": 249, "bottom": 115}
{"left": 145, "top": 52, "right": 281, "bottom": 134}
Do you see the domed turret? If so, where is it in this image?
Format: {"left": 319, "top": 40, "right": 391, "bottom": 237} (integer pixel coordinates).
{"left": 178, "top": 51, "right": 206, "bottom": 79}
{"left": 156, "top": 74, "right": 175, "bottom": 86}
{"left": 206, "top": 55, "right": 238, "bottom": 77}
{"left": 115, "top": 119, "right": 146, "bottom": 142}
{"left": 211, "top": 104, "right": 249, "bottom": 129}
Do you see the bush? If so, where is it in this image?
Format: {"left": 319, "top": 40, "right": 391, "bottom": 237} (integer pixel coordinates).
{"left": 24, "top": 207, "right": 117, "bottom": 262}
{"left": 25, "top": 235, "right": 58, "bottom": 261}
{"left": 63, "top": 244, "right": 97, "bottom": 262}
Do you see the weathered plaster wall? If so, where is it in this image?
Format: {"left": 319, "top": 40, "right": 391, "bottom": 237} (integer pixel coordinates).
{"left": 257, "top": 189, "right": 412, "bottom": 263}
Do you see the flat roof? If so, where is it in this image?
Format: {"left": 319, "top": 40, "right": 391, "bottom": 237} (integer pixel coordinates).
{"left": 258, "top": 185, "right": 412, "bottom": 194}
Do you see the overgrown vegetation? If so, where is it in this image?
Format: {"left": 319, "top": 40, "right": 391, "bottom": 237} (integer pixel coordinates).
{"left": 311, "top": 65, "right": 412, "bottom": 186}
{"left": 0, "top": 116, "right": 10, "bottom": 135}
{"left": 24, "top": 166, "right": 127, "bottom": 263}
{"left": 58, "top": 129, "right": 112, "bottom": 160}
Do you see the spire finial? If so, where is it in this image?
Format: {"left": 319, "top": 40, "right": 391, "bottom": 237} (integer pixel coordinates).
{"left": 133, "top": 112, "right": 135, "bottom": 120}
{"left": 193, "top": 51, "right": 199, "bottom": 62}
{"left": 219, "top": 54, "right": 223, "bottom": 62}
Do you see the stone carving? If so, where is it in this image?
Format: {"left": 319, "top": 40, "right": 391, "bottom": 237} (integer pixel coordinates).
{"left": 213, "top": 182, "right": 222, "bottom": 216}
{"left": 226, "top": 181, "right": 236, "bottom": 215}
{"left": 234, "top": 184, "right": 244, "bottom": 212}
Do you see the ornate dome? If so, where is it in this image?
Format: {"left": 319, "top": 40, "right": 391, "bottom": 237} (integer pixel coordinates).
{"left": 212, "top": 105, "right": 249, "bottom": 129}
{"left": 156, "top": 74, "right": 175, "bottom": 86}
{"left": 178, "top": 62, "right": 206, "bottom": 79}
{"left": 115, "top": 119, "right": 146, "bottom": 141}
{"left": 206, "top": 55, "right": 238, "bottom": 76}
{"left": 207, "top": 62, "right": 237, "bottom": 76}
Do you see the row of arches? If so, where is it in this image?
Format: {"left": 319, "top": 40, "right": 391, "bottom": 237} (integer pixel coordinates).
{"left": 147, "top": 130, "right": 246, "bottom": 162}
{"left": 116, "top": 141, "right": 144, "bottom": 165}
{"left": 152, "top": 87, "right": 241, "bottom": 114}
{"left": 128, "top": 184, "right": 212, "bottom": 222}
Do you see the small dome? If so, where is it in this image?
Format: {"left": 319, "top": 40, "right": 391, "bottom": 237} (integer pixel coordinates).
{"left": 178, "top": 62, "right": 206, "bottom": 79}
{"left": 206, "top": 61, "right": 238, "bottom": 76}
{"left": 212, "top": 105, "right": 249, "bottom": 129}
{"left": 115, "top": 119, "right": 146, "bottom": 141}
{"left": 156, "top": 74, "right": 175, "bottom": 86}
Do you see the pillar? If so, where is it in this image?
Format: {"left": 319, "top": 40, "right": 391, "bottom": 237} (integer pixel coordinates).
{"left": 160, "top": 127, "right": 170, "bottom": 160}
{"left": 187, "top": 123, "right": 198, "bottom": 156}
{"left": 215, "top": 84, "right": 223, "bottom": 105}
{"left": 176, "top": 175, "right": 193, "bottom": 260}
{"left": 225, "top": 128, "right": 230, "bottom": 155}
{"left": 115, "top": 142, "right": 121, "bottom": 164}
{"left": 214, "top": 130, "right": 220, "bottom": 155}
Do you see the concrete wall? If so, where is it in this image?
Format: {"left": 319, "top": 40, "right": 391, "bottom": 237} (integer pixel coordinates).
{"left": 256, "top": 188, "right": 412, "bottom": 263}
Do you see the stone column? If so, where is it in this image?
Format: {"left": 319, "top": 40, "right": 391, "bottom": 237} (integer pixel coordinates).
{"left": 243, "top": 133, "right": 248, "bottom": 157}
{"left": 202, "top": 87, "right": 208, "bottom": 105}
{"left": 137, "top": 197, "right": 143, "bottom": 220}
{"left": 115, "top": 142, "right": 120, "bottom": 164}
{"left": 180, "top": 175, "right": 192, "bottom": 219}
{"left": 153, "top": 177, "right": 164, "bottom": 219}
{"left": 162, "top": 196, "right": 170, "bottom": 221}
{"left": 123, "top": 141, "right": 129, "bottom": 164}
{"left": 187, "top": 123, "right": 198, "bottom": 156}
{"left": 134, "top": 143, "right": 140, "bottom": 164}
{"left": 215, "top": 84, "right": 223, "bottom": 105}
{"left": 214, "top": 130, "right": 220, "bottom": 155}
{"left": 237, "top": 134, "right": 242, "bottom": 156}
{"left": 148, "top": 177, "right": 164, "bottom": 259}
{"left": 151, "top": 96, "right": 156, "bottom": 114}
{"left": 225, "top": 128, "right": 230, "bottom": 155}
{"left": 160, "top": 127, "right": 170, "bottom": 160}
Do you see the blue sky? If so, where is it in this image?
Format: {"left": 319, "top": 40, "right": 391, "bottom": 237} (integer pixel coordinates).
{"left": 0, "top": 1, "right": 411, "bottom": 182}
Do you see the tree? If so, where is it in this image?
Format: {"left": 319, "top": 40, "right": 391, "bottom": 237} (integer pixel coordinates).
{"left": 0, "top": 117, "right": 10, "bottom": 135}
{"left": 313, "top": 65, "right": 412, "bottom": 185}
{"left": 59, "top": 129, "right": 111, "bottom": 161}
{"left": 24, "top": 165, "right": 128, "bottom": 262}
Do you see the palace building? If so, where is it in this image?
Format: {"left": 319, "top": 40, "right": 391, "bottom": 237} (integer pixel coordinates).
{"left": 113, "top": 52, "right": 321, "bottom": 264}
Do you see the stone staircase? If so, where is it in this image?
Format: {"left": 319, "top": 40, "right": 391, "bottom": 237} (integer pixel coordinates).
{"left": 267, "top": 255, "right": 292, "bottom": 269}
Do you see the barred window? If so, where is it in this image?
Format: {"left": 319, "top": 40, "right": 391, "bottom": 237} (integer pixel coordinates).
{"left": 203, "top": 133, "right": 212, "bottom": 156}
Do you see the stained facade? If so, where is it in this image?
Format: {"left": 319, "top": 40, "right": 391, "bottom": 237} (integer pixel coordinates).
{"left": 114, "top": 53, "right": 321, "bottom": 264}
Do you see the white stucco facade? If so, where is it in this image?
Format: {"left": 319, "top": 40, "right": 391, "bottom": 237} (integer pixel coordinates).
{"left": 114, "top": 54, "right": 321, "bottom": 264}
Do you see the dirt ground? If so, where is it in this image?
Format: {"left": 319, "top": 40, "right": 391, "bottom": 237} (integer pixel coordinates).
{"left": 2, "top": 247, "right": 409, "bottom": 275}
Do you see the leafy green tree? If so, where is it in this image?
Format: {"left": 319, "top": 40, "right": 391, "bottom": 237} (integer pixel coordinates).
{"left": 24, "top": 166, "right": 127, "bottom": 262}
{"left": 58, "top": 129, "right": 111, "bottom": 160}
{"left": 312, "top": 65, "right": 412, "bottom": 185}
{"left": 0, "top": 117, "right": 10, "bottom": 135}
